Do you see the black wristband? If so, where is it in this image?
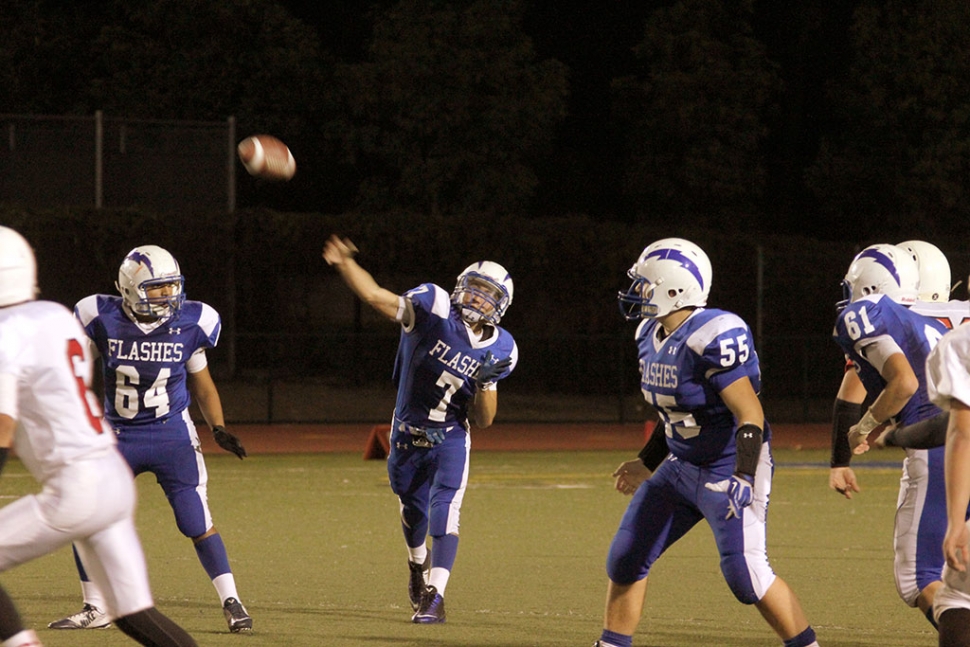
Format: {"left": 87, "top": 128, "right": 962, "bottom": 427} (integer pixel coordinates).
{"left": 638, "top": 422, "right": 669, "bottom": 471}
{"left": 734, "top": 423, "right": 763, "bottom": 478}
{"left": 831, "top": 398, "right": 863, "bottom": 467}
{"left": 0, "top": 447, "right": 8, "bottom": 476}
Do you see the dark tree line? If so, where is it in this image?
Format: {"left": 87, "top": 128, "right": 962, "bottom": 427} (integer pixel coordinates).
{"left": 2, "top": 0, "right": 970, "bottom": 242}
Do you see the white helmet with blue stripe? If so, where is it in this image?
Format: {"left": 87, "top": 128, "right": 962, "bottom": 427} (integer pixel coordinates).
{"left": 842, "top": 244, "right": 919, "bottom": 306}
{"left": 618, "top": 238, "right": 712, "bottom": 320}
{"left": 452, "top": 261, "right": 513, "bottom": 325}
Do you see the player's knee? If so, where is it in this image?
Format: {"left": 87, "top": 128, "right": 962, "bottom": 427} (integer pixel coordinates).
{"left": 720, "top": 554, "right": 759, "bottom": 605}
{"left": 606, "top": 532, "right": 649, "bottom": 585}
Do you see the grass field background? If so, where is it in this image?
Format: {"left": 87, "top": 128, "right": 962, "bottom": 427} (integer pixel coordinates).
{"left": 1, "top": 448, "right": 938, "bottom": 646}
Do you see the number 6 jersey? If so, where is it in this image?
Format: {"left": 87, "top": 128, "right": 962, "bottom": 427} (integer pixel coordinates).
{"left": 635, "top": 307, "right": 768, "bottom": 469}
{"left": 74, "top": 294, "right": 221, "bottom": 428}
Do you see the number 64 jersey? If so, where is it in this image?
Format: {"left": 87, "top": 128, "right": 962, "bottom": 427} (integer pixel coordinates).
{"left": 636, "top": 307, "right": 768, "bottom": 471}
{"left": 73, "top": 294, "right": 220, "bottom": 428}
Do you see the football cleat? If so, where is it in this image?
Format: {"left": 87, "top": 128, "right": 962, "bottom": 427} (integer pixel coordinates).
{"left": 47, "top": 603, "right": 112, "bottom": 629}
{"left": 411, "top": 585, "right": 446, "bottom": 624}
{"left": 408, "top": 559, "right": 429, "bottom": 610}
{"left": 222, "top": 597, "right": 253, "bottom": 633}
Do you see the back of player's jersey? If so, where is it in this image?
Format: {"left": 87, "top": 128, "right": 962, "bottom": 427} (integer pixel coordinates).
{"left": 0, "top": 301, "right": 113, "bottom": 483}
{"left": 834, "top": 294, "right": 948, "bottom": 426}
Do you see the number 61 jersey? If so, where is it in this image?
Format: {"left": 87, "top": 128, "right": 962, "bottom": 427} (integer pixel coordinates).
{"left": 74, "top": 294, "right": 221, "bottom": 428}
{"left": 635, "top": 307, "right": 767, "bottom": 469}
{"left": 833, "top": 293, "right": 949, "bottom": 426}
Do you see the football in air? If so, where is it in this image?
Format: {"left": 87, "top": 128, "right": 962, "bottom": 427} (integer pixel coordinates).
{"left": 237, "top": 134, "right": 296, "bottom": 181}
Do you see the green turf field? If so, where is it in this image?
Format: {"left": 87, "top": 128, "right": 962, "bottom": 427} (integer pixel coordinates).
{"left": 1, "top": 449, "right": 937, "bottom": 646}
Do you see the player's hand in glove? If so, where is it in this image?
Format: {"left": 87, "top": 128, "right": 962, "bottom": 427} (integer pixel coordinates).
{"left": 705, "top": 473, "right": 754, "bottom": 519}
{"left": 475, "top": 351, "right": 512, "bottom": 389}
{"left": 424, "top": 428, "right": 446, "bottom": 446}
{"left": 213, "top": 425, "right": 247, "bottom": 459}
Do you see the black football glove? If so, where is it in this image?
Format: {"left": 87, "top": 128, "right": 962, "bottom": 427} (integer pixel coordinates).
{"left": 475, "top": 351, "right": 512, "bottom": 390}
{"left": 212, "top": 425, "right": 247, "bottom": 459}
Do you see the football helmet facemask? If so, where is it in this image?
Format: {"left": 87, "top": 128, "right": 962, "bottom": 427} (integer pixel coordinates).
{"left": 898, "top": 240, "right": 950, "bottom": 303}
{"left": 618, "top": 238, "right": 712, "bottom": 320}
{"left": 452, "top": 261, "right": 513, "bottom": 325}
{"left": 116, "top": 245, "right": 185, "bottom": 320}
{"left": 841, "top": 244, "right": 919, "bottom": 307}
{"left": 0, "top": 226, "right": 38, "bottom": 307}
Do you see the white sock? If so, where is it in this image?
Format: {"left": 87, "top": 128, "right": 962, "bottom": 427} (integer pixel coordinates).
{"left": 428, "top": 567, "right": 450, "bottom": 596}
{"left": 408, "top": 544, "right": 428, "bottom": 565}
{"left": 212, "top": 573, "right": 240, "bottom": 605}
{"left": 80, "top": 580, "right": 106, "bottom": 612}
{"left": 2, "top": 629, "right": 42, "bottom": 647}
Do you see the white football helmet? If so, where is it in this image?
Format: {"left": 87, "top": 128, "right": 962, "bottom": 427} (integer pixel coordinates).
{"left": 452, "top": 261, "right": 513, "bottom": 325}
{"left": 0, "top": 226, "right": 38, "bottom": 307}
{"left": 618, "top": 238, "right": 712, "bottom": 320}
{"left": 898, "top": 240, "right": 950, "bottom": 303}
{"left": 842, "top": 244, "right": 919, "bottom": 306}
{"left": 116, "top": 245, "right": 185, "bottom": 319}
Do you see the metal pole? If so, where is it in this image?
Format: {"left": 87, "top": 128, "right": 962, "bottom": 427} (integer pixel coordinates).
{"left": 94, "top": 110, "right": 103, "bottom": 209}
{"left": 755, "top": 243, "right": 764, "bottom": 353}
{"left": 225, "top": 116, "right": 237, "bottom": 378}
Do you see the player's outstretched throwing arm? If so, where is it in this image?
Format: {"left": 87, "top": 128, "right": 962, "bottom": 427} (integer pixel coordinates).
{"left": 323, "top": 235, "right": 409, "bottom": 324}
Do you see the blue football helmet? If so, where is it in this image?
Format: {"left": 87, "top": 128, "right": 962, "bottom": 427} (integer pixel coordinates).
{"left": 116, "top": 245, "right": 185, "bottom": 320}
{"left": 618, "top": 238, "right": 712, "bottom": 320}
{"left": 452, "top": 261, "right": 513, "bottom": 325}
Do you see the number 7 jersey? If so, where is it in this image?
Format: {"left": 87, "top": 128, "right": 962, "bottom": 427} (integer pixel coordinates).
{"left": 392, "top": 283, "right": 517, "bottom": 429}
{"left": 74, "top": 294, "right": 221, "bottom": 428}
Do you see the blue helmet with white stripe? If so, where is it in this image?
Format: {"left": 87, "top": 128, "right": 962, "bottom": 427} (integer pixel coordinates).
{"left": 618, "top": 238, "right": 712, "bottom": 320}
{"left": 842, "top": 244, "right": 919, "bottom": 306}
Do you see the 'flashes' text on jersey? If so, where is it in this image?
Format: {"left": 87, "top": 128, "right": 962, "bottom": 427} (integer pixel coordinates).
{"left": 642, "top": 360, "right": 678, "bottom": 389}
{"left": 429, "top": 340, "right": 482, "bottom": 378}
{"left": 107, "top": 339, "right": 185, "bottom": 363}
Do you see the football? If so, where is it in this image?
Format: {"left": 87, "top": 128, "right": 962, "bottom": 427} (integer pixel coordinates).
{"left": 237, "top": 134, "right": 296, "bottom": 181}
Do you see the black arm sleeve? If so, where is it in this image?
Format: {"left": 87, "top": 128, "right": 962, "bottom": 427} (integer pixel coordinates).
{"left": 734, "top": 423, "right": 763, "bottom": 478}
{"left": 831, "top": 398, "right": 863, "bottom": 468}
{"left": 881, "top": 411, "right": 949, "bottom": 449}
{"left": 638, "top": 422, "right": 669, "bottom": 471}
{"left": 0, "top": 447, "right": 7, "bottom": 477}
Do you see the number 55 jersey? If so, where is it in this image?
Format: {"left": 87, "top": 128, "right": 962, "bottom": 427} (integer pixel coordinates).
{"left": 73, "top": 294, "right": 220, "bottom": 428}
{"left": 635, "top": 307, "right": 768, "bottom": 471}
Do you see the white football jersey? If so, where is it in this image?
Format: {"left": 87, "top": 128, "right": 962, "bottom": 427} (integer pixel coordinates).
{"left": 926, "top": 322, "right": 970, "bottom": 411}
{"left": 0, "top": 300, "right": 113, "bottom": 483}
{"left": 912, "top": 299, "right": 970, "bottom": 331}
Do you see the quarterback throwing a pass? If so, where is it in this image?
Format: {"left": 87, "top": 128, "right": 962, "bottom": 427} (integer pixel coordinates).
{"left": 597, "top": 238, "right": 819, "bottom": 647}
{"left": 323, "top": 235, "right": 517, "bottom": 624}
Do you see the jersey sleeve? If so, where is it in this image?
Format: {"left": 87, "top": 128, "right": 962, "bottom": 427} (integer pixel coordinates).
{"left": 197, "top": 303, "right": 222, "bottom": 348}
{"left": 927, "top": 325, "right": 970, "bottom": 409}
{"left": 402, "top": 284, "right": 450, "bottom": 333}
{"left": 686, "top": 312, "right": 757, "bottom": 393}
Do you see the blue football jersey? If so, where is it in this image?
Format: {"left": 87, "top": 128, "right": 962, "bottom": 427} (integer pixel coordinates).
{"left": 833, "top": 294, "right": 948, "bottom": 426}
{"left": 74, "top": 294, "right": 221, "bottom": 428}
{"left": 392, "top": 283, "right": 517, "bottom": 429}
{"left": 635, "top": 308, "right": 767, "bottom": 468}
